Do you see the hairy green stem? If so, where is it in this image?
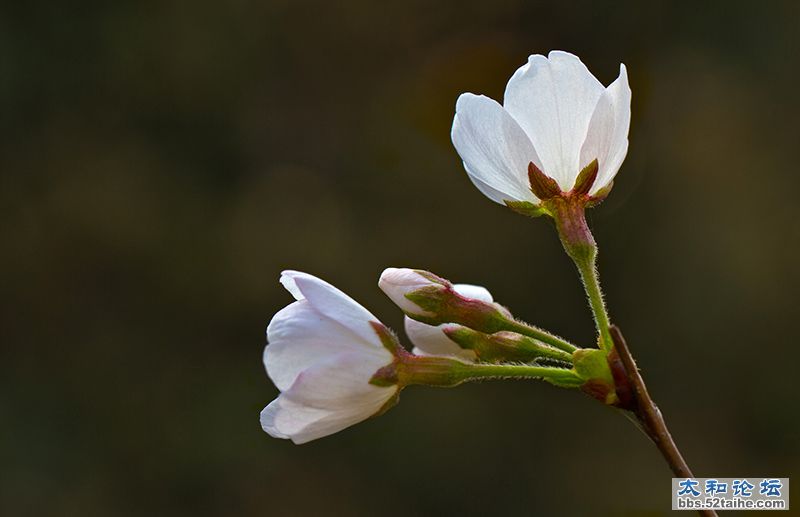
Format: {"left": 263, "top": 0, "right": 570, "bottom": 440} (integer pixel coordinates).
{"left": 461, "top": 362, "right": 581, "bottom": 386}
{"left": 575, "top": 257, "right": 613, "bottom": 351}
{"left": 546, "top": 197, "right": 709, "bottom": 514}
{"left": 499, "top": 319, "right": 579, "bottom": 354}
{"left": 400, "top": 355, "right": 582, "bottom": 388}
{"left": 548, "top": 198, "right": 612, "bottom": 351}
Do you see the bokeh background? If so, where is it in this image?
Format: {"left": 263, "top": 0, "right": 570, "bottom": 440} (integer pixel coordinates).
{"left": 2, "top": 1, "right": 798, "bottom": 515}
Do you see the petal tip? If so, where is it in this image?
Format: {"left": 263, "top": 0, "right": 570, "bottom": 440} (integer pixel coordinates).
{"left": 547, "top": 49, "right": 580, "bottom": 62}
{"left": 454, "top": 92, "right": 491, "bottom": 112}
{"left": 260, "top": 400, "right": 290, "bottom": 439}
{"left": 279, "top": 270, "right": 306, "bottom": 300}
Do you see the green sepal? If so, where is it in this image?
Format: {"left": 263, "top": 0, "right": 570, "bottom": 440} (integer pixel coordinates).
{"left": 527, "top": 162, "right": 561, "bottom": 199}
{"left": 542, "top": 372, "right": 585, "bottom": 388}
{"left": 369, "top": 363, "right": 399, "bottom": 387}
{"left": 368, "top": 322, "right": 404, "bottom": 388}
{"left": 406, "top": 287, "right": 507, "bottom": 333}
{"left": 445, "top": 327, "right": 573, "bottom": 364}
{"left": 587, "top": 180, "right": 614, "bottom": 208}
{"left": 404, "top": 287, "right": 447, "bottom": 322}
{"left": 370, "top": 388, "right": 401, "bottom": 417}
{"left": 505, "top": 200, "right": 549, "bottom": 218}
{"left": 572, "top": 159, "right": 599, "bottom": 196}
{"left": 573, "top": 349, "right": 613, "bottom": 384}
{"left": 369, "top": 321, "right": 405, "bottom": 356}
{"left": 396, "top": 271, "right": 451, "bottom": 323}
{"left": 573, "top": 348, "right": 618, "bottom": 405}
{"left": 412, "top": 269, "right": 449, "bottom": 286}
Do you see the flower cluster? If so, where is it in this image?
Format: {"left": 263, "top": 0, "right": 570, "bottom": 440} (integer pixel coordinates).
{"left": 261, "top": 51, "right": 632, "bottom": 443}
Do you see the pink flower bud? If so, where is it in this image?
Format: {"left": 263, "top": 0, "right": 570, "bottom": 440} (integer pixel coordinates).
{"left": 378, "top": 268, "right": 448, "bottom": 317}
{"left": 404, "top": 284, "right": 494, "bottom": 362}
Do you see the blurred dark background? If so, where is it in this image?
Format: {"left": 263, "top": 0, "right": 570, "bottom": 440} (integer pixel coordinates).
{"left": 2, "top": 1, "right": 798, "bottom": 515}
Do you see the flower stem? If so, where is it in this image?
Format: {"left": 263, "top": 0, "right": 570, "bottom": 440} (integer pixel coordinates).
{"left": 549, "top": 199, "right": 712, "bottom": 514}
{"left": 459, "top": 362, "right": 583, "bottom": 386}
{"left": 401, "top": 355, "right": 583, "bottom": 388}
{"left": 610, "top": 326, "right": 717, "bottom": 517}
{"left": 548, "top": 199, "right": 612, "bottom": 351}
{"left": 499, "top": 319, "right": 579, "bottom": 354}
{"left": 574, "top": 256, "right": 613, "bottom": 352}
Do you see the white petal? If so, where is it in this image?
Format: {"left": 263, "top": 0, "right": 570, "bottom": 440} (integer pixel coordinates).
{"left": 261, "top": 396, "right": 385, "bottom": 445}
{"left": 452, "top": 283, "right": 493, "bottom": 302}
{"left": 280, "top": 270, "right": 382, "bottom": 345}
{"left": 451, "top": 93, "right": 540, "bottom": 204}
{"left": 279, "top": 271, "right": 305, "bottom": 300}
{"left": 579, "top": 90, "right": 614, "bottom": 184}
{"left": 261, "top": 353, "right": 397, "bottom": 444}
{"left": 591, "top": 64, "right": 631, "bottom": 194}
{"left": 281, "top": 351, "right": 393, "bottom": 408}
{"left": 464, "top": 163, "right": 515, "bottom": 204}
{"left": 504, "top": 51, "right": 605, "bottom": 190}
{"left": 405, "top": 318, "right": 476, "bottom": 361}
{"left": 264, "top": 300, "right": 391, "bottom": 391}
{"left": 260, "top": 398, "right": 294, "bottom": 439}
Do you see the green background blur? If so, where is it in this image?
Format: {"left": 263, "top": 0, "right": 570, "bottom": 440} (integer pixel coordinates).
{"left": 2, "top": 1, "right": 798, "bottom": 515}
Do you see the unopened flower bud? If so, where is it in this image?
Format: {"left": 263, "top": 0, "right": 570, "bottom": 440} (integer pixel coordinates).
{"left": 406, "top": 320, "right": 477, "bottom": 362}
{"left": 379, "top": 268, "right": 508, "bottom": 331}
{"left": 378, "top": 268, "right": 449, "bottom": 318}
{"left": 444, "top": 327, "right": 573, "bottom": 364}
{"left": 404, "top": 283, "right": 495, "bottom": 362}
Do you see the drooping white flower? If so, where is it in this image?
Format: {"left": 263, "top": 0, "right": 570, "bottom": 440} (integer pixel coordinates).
{"left": 405, "top": 284, "right": 494, "bottom": 362}
{"left": 451, "top": 50, "right": 631, "bottom": 204}
{"left": 261, "top": 271, "right": 398, "bottom": 444}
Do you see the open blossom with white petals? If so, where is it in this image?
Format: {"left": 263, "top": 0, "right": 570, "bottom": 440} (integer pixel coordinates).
{"left": 405, "top": 284, "right": 494, "bottom": 362}
{"left": 261, "top": 271, "right": 399, "bottom": 444}
{"left": 451, "top": 50, "right": 631, "bottom": 205}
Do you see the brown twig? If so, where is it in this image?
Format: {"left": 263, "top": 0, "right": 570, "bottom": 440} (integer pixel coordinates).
{"left": 609, "top": 325, "right": 718, "bottom": 517}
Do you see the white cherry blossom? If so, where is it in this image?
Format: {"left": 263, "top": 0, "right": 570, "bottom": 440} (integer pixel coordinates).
{"left": 451, "top": 51, "right": 631, "bottom": 203}
{"left": 261, "top": 271, "right": 398, "bottom": 444}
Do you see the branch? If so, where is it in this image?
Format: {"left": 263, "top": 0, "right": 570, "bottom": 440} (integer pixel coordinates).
{"left": 610, "top": 325, "right": 717, "bottom": 517}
